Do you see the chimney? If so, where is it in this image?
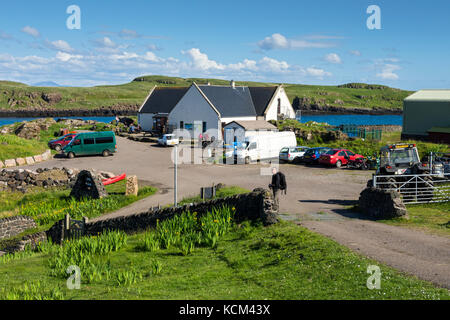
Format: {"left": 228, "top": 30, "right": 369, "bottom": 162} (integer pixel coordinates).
{"left": 230, "top": 80, "right": 235, "bottom": 88}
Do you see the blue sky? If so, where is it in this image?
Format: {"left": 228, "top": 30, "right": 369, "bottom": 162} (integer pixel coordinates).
{"left": 0, "top": 0, "right": 449, "bottom": 90}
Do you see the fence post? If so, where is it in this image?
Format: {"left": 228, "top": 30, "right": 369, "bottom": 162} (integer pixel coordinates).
{"left": 64, "top": 214, "right": 70, "bottom": 240}
{"left": 373, "top": 175, "right": 377, "bottom": 188}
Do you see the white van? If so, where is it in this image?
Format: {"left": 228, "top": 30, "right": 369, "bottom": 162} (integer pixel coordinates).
{"left": 235, "top": 131, "right": 296, "bottom": 164}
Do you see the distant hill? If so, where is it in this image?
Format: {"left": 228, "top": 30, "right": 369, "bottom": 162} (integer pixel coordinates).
{"left": 32, "top": 81, "right": 62, "bottom": 87}
{"left": 0, "top": 75, "right": 413, "bottom": 114}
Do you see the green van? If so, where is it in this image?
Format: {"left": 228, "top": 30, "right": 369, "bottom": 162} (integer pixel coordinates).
{"left": 62, "top": 131, "right": 117, "bottom": 158}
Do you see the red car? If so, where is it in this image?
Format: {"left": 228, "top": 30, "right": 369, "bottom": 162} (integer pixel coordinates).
{"left": 318, "top": 149, "right": 364, "bottom": 168}
{"left": 48, "top": 133, "right": 77, "bottom": 151}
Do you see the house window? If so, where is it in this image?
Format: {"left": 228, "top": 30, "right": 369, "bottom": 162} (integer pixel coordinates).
{"left": 180, "top": 121, "right": 184, "bottom": 129}
{"left": 202, "top": 121, "right": 207, "bottom": 133}
{"left": 277, "top": 98, "right": 281, "bottom": 114}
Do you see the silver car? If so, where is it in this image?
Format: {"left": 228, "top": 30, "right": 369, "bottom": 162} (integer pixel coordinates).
{"left": 279, "top": 146, "right": 309, "bottom": 163}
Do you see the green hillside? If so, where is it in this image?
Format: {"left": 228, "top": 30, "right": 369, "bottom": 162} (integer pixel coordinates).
{"left": 0, "top": 75, "right": 412, "bottom": 112}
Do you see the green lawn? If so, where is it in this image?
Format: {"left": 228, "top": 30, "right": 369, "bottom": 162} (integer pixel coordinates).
{"left": 0, "top": 76, "right": 411, "bottom": 111}
{"left": 378, "top": 202, "right": 450, "bottom": 236}
{"left": 0, "top": 220, "right": 448, "bottom": 300}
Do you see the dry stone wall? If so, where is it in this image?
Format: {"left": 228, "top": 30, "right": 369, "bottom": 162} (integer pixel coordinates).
{"left": 0, "top": 216, "right": 36, "bottom": 240}
{"left": 85, "top": 188, "right": 278, "bottom": 236}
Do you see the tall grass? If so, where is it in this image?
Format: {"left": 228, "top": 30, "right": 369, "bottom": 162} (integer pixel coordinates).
{"left": 137, "top": 205, "right": 235, "bottom": 255}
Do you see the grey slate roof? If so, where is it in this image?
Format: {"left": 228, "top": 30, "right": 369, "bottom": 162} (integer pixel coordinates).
{"left": 139, "top": 84, "right": 280, "bottom": 118}
{"left": 248, "top": 87, "right": 278, "bottom": 116}
{"left": 140, "top": 87, "right": 189, "bottom": 114}
{"left": 197, "top": 85, "right": 256, "bottom": 117}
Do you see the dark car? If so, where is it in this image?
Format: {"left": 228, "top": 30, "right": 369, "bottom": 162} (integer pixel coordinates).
{"left": 48, "top": 133, "right": 77, "bottom": 151}
{"left": 301, "top": 147, "right": 332, "bottom": 164}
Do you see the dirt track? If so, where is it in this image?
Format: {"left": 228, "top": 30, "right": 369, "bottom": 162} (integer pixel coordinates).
{"left": 24, "top": 136, "right": 450, "bottom": 288}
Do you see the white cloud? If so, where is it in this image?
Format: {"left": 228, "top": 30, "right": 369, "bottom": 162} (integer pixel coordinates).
{"left": 305, "top": 67, "right": 332, "bottom": 79}
{"left": 45, "top": 40, "right": 74, "bottom": 53}
{"left": 182, "top": 48, "right": 225, "bottom": 71}
{"left": 21, "top": 26, "right": 40, "bottom": 38}
{"left": 376, "top": 63, "right": 400, "bottom": 80}
{"left": 258, "top": 33, "right": 336, "bottom": 50}
{"left": 324, "top": 53, "right": 342, "bottom": 64}
{"left": 0, "top": 46, "right": 333, "bottom": 86}
{"left": 349, "top": 50, "right": 361, "bottom": 56}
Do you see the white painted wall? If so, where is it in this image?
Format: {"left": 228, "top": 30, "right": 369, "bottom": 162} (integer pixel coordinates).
{"left": 265, "top": 87, "right": 296, "bottom": 120}
{"left": 138, "top": 113, "right": 155, "bottom": 131}
{"left": 168, "top": 85, "right": 222, "bottom": 140}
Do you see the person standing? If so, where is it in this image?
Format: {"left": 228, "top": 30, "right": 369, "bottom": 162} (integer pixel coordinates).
{"left": 269, "top": 167, "right": 286, "bottom": 210}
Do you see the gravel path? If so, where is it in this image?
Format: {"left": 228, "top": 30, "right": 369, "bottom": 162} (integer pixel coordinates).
{"left": 23, "top": 136, "right": 450, "bottom": 288}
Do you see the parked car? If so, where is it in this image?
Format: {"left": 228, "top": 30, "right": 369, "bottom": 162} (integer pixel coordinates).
{"left": 319, "top": 149, "right": 364, "bottom": 168}
{"left": 279, "top": 146, "right": 309, "bottom": 163}
{"left": 157, "top": 134, "right": 179, "bottom": 147}
{"left": 62, "top": 131, "right": 117, "bottom": 159}
{"left": 301, "top": 147, "right": 332, "bottom": 164}
{"left": 48, "top": 133, "right": 77, "bottom": 151}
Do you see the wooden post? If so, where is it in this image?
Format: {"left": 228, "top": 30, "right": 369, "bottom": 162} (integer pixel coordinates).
{"left": 64, "top": 214, "right": 70, "bottom": 240}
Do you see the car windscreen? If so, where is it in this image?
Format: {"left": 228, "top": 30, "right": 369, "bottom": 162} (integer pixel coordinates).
{"left": 280, "top": 148, "right": 289, "bottom": 153}
{"left": 325, "top": 150, "right": 337, "bottom": 155}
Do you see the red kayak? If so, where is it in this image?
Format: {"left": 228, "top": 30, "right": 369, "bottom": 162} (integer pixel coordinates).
{"left": 102, "top": 173, "right": 126, "bottom": 186}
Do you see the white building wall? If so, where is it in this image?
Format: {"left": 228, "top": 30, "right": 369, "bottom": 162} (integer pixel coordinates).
{"left": 168, "top": 85, "right": 222, "bottom": 140}
{"left": 265, "top": 87, "right": 296, "bottom": 120}
{"left": 138, "top": 113, "right": 155, "bottom": 131}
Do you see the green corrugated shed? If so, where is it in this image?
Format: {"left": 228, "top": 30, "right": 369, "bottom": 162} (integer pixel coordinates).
{"left": 402, "top": 90, "right": 450, "bottom": 137}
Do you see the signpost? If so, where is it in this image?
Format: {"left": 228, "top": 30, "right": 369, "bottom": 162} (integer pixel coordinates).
{"left": 174, "top": 144, "right": 178, "bottom": 206}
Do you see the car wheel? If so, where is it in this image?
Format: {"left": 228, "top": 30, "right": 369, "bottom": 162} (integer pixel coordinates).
{"left": 245, "top": 156, "right": 250, "bottom": 164}
{"left": 335, "top": 160, "right": 342, "bottom": 168}
{"left": 293, "top": 157, "right": 301, "bottom": 164}
{"left": 67, "top": 152, "right": 75, "bottom": 159}
{"left": 54, "top": 144, "right": 62, "bottom": 151}
{"left": 102, "top": 150, "right": 110, "bottom": 157}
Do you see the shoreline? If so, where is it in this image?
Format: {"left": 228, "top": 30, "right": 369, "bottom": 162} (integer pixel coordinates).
{"left": 0, "top": 108, "right": 402, "bottom": 118}
{"left": 0, "top": 106, "right": 139, "bottom": 118}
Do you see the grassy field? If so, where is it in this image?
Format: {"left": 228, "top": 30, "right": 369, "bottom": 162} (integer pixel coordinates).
{"left": 0, "top": 218, "right": 448, "bottom": 300}
{"left": 378, "top": 203, "right": 450, "bottom": 236}
{"left": 0, "top": 75, "right": 411, "bottom": 111}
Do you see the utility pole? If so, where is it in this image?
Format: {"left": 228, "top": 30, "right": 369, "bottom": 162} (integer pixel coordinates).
{"left": 174, "top": 144, "right": 178, "bottom": 206}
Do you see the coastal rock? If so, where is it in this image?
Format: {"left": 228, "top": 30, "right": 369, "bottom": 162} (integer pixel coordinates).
{"left": 41, "top": 92, "right": 62, "bottom": 105}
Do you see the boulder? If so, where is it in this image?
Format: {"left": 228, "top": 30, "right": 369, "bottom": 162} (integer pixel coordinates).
{"left": 0, "top": 161, "right": 4, "bottom": 168}
{"left": 358, "top": 187, "right": 407, "bottom": 219}
{"left": 33, "top": 155, "right": 43, "bottom": 163}
{"left": 15, "top": 158, "right": 26, "bottom": 166}
{"left": 4, "top": 159, "right": 16, "bottom": 167}
{"left": 25, "top": 157, "right": 35, "bottom": 165}
{"left": 70, "top": 170, "right": 108, "bottom": 200}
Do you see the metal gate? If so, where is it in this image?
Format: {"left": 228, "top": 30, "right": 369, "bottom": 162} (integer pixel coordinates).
{"left": 372, "top": 173, "right": 450, "bottom": 204}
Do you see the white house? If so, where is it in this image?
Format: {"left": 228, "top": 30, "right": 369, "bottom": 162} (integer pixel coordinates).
{"left": 138, "top": 81, "right": 295, "bottom": 139}
{"left": 137, "top": 86, "right": 189, "bottom": 132}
